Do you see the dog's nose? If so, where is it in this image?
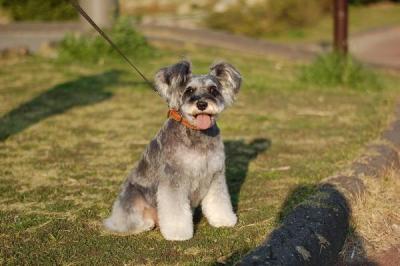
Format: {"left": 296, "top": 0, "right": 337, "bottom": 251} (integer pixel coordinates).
{"left": 196, "top": 101, "right": 208, "bottom": 111}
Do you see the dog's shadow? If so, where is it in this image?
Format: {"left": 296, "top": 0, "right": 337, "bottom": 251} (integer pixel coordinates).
{"left": 194, "top": 138, "right": 271, "bottom": 223}
{"left": 224, "top": 138, "right": 271, "bottom": 211}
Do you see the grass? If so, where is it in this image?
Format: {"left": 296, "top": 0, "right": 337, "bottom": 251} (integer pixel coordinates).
{"left": 58, "top": 18, "right": 154, "bottom": 63}
{"left": 132, "top": 1, "right": 400, "bottom": 44}
{"left": 340, "top": 169, "right": 400, "bottom": 264}
{"left": 247, "top": 2, "right": 400, "bottom": 44}
{"left": 0, "top": 45, "right": 399, "bottom": 265}
{"left": 300, "top": 53, "right": 383, "bottom": 90}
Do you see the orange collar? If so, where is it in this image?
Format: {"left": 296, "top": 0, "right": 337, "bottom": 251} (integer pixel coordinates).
{"left": 168, "top": 109, "right": 199, "bottom": 130}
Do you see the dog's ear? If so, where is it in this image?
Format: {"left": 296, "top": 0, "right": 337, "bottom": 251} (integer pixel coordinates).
{"left": 209, "top": 62, "right": 242, "bottom": 105}
{"left": 154, "top": 60, "right": 192, "bottom": 106}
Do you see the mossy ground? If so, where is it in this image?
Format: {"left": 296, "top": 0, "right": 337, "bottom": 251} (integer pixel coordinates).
{"left": 0, "top": 46, "right": 398, "bottom": 265}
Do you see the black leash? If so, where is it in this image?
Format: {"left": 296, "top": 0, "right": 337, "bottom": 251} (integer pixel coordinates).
{"left": 69, "top": 0, "right": 155, "bottom": 90}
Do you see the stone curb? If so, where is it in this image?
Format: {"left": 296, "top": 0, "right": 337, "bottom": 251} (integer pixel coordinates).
{"left": 237, "top": 101, "right": 400, "bottom": 265}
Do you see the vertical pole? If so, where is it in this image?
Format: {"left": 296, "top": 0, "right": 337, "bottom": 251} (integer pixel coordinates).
{"left": 334, "top": 0, "right": 348, "bottom": 54}
{"left": 79, "top": 0, "right": 119, "bottom": 30}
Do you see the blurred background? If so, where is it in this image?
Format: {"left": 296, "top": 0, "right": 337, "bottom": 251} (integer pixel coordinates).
{"left": 1, "top": 0, "right": 400, "bottom": 67}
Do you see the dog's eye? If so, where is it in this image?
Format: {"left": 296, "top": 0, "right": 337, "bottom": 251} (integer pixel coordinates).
{"left": 209, "top": 85, "right": 219, "bottom": 97}
{"left": 185, "top": 87, "right": 195, "bottom": 95}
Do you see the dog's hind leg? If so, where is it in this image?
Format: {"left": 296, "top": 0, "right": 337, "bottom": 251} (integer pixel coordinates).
{"left": 104, "top": 183, "right": 157, "bottom": 234}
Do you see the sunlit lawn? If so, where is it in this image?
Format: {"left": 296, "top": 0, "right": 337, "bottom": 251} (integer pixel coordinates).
{"left": 0, "top": 46, "right": 398, "bottom": 265}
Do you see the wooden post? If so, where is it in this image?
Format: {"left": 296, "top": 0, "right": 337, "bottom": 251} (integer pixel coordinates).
{"left": 333, "top": 0, "right": 348, "bottom": 54}
{"left": 79, "top": 0, "right": 119, "bottom": 29}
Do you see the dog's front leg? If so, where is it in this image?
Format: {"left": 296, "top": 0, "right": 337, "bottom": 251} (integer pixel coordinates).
{"left": 157, "top": 182, "right": 193, "bottom": 241}
{"left": 202, "top": 173, "right": 237, "bottom": 227}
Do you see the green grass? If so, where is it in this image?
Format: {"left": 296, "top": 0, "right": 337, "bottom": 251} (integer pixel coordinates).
{"left": 203, "top": 2, "right": 400, "bottom": 44}
{"left": 58, "top": 18, "right": 155, "bottom": 63}
{"left": 0, "top": 0, "right": 77, "bottom": 21}
{"left": 300, "top": 53, "right": 383, "bottom": 90}
{"left": 0, "top": 46, "right": 399, "bottom": 265}
{"left": 257, "top": 2, "right": 400, "bottom": 43}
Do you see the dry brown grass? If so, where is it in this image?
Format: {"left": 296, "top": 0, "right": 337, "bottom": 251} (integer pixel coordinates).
{"left": 341, "top": 168, "right": 400, "bottom": 264}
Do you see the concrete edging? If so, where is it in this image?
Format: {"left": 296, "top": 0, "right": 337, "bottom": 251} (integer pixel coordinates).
{"left": 237, "top": 101, "right": 400, "bottom": 265}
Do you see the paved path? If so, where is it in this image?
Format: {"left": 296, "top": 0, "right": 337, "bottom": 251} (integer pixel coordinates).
{"left": 137, "top": 24, "right": 316, "bottom": 60}
{"left": 0, "top": 22, "right": 81, "bottom": 52}
{"left": 0, "top": 22, "right": 399, "bottom": 69}
{"left": 350, "top": 26, "right": 400, "bottom": 69}
{"left": 0, "top": 22, "right": 315, "bottom": 60}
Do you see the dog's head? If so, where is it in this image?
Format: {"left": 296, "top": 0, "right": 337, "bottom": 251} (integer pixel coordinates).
{"left": 154, "top": 60, "right": 242, "bottom": 130}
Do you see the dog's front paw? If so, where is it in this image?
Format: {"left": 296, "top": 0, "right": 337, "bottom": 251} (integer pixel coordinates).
{"left": 208, "top": 212, "right": 237, "bottom": 228}
{"left": 160, "top": 223, "right": 193, "bottom": 241}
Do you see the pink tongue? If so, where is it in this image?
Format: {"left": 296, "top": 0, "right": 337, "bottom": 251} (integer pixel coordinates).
{"left": 195, "top": 114, "right": 212, "bottom": 130}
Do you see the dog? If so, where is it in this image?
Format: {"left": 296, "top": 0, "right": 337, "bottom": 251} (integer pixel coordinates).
{"left": 104, "top": 60, "right": 242, "bottom": 241}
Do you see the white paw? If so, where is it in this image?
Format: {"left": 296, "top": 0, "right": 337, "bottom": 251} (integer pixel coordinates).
{"left": 103, "top": 216, "right": 128, "bottom": 232}
{"left": 207, "top": 212, "right": 237, "bottom": 228}
{"left": 160, "top": 223, "right": 193, "bottom": 241}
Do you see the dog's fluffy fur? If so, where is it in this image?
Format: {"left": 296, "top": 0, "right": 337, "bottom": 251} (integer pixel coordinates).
{"left": 104, "top": 60, "right": 242, "bottom": 241}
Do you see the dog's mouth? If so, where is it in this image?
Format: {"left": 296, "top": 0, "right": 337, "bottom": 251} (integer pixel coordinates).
{"left": 193, "top": 113, "right": 215, "bottom": 130}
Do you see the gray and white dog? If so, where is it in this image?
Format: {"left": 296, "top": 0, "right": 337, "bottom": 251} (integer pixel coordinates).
{"left": 104, "top": 60, "right": 242, "bottom": 241}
